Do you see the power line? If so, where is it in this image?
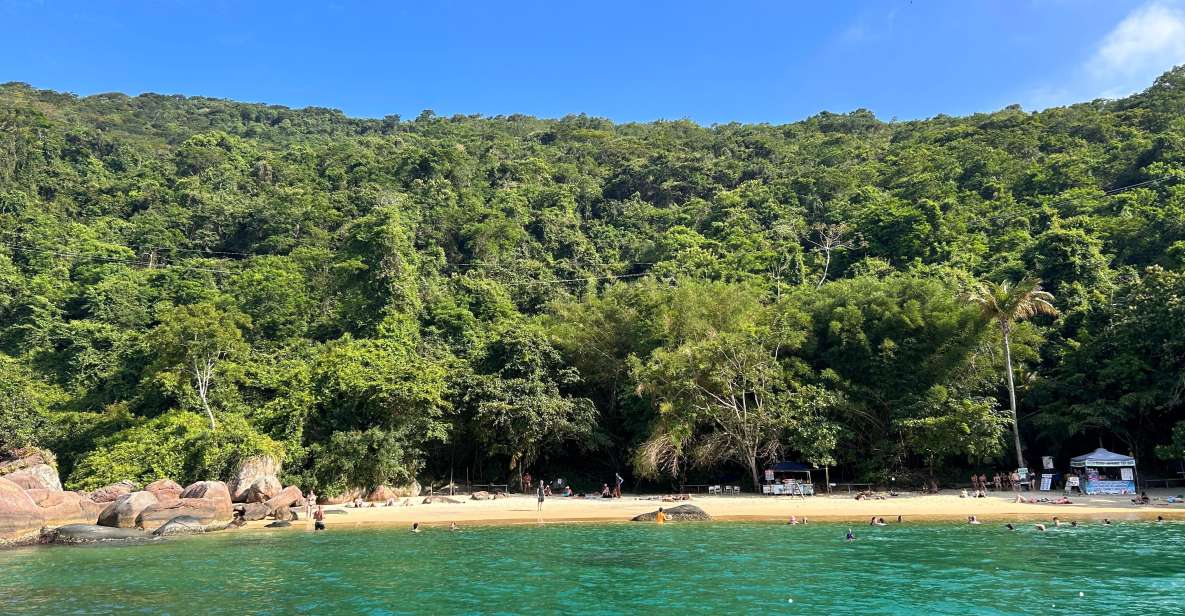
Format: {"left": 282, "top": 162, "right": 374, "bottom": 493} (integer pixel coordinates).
{"left": 0, "top": 240, "right": 232, "bottom": 275}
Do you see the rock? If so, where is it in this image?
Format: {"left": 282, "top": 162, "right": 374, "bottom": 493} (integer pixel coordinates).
{"left": 263, "top": 486, "right": 303, "bottom": 513}
{"left": 24, "top": 488, "right": 67, "bottom": 508}
{"left": 42, "top": 524, "right": 149, "bottom": 544}
{"left": 227, "top": 455, "right": 281, "bottom": 503}
{"left": 89, "top": 480, "right": 138, "bottom": 503}
{"left": 145, "top": 479, "right": 183, "bottom": 503}
{"left": 0, "top": 447, "right": 54, "bottom": 475}
{"left": 392, "top": 481, "right": 421, "bottom": 498}
{"left": 235, "top": 502, "right": 271, "bottom": 521}
{"left": 270, "top": 506, "right": 298, "bottom": 521}
{"left": 151, "top": 515, "right": 209, "bottom": 536}
{"left": 367, "top": 485, "right": 399, "bottom": 502}
{"left": 1, "top": 464, "right": 63, "bottom": 492}
{"left": 422, "top": 496, "right": 461, "bottom": 505}
{"left": 323, "top": 509, "right": 348, "bottom": 515}
{"left": 631, "top": 504, "right": 711, "bottom": 522}
{"left": 242, "top": 476, "right": 282, "bottom": 503}
{"left": 180, "top": 481, "right": 232, "bottom": 506}
{"left": 0, "top": 476, "right": 44, "bottom": 544}
{"left": 136, "top": 498, "right": 229, "bottom": 531}
{"left": 264, "top": 520, "right": 291, "bottom": 528}
{"left": 98, "top": 491, "right": 159, "bottom": 528}
{"left": 470, "top": 491, "right": 493, "bottom": 501}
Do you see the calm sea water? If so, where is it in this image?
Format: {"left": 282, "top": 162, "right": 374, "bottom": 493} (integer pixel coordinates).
{"left": 1, "top": 521, "right": 1182, "bottom": 615}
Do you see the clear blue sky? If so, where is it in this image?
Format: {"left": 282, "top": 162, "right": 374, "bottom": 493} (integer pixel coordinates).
{"left": 3, "top": 0, "right": 1184, "bottom": 124}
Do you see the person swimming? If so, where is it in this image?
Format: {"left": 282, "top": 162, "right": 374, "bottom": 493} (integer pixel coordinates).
{"left": 1157, "top": 515, "right": 1164, "bottom": 523}
{"left": 1035, "top": 523, "right": 1046, "bottom": 531}
{"left": 1070, "top": 520, "right": 1078, "bottom": 527}
{"left": 845, "top": 528, "right": 856, "bottom": 541}
{"left": 411, "top": 522, "right": 421, "bottom": 533}
{"left": 1005, "top": 523, "right": 1015, "bottom": 531}
{"left": 449, "top": 522, "right": 458, "bottom": 531}
{"left": 1103, "top": 518, "right": 1112, "bottom": 525}
{"left": 896, "top": 515, "right": 903, "bottom": 523}
{"left": 1053, "top": 517, "right": 1061, "bottom": 527}
{"left": 787, "top": 515, "right": 798, "bottom": 525}
{"left": 968, "top": 515, "right": 981, "bottom": 525}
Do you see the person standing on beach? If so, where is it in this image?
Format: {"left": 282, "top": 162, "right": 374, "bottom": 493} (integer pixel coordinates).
{"left": 614, "top": 472, "right": 624, "bottom": 498}
{"left": 537, "top": 479, "right": 545, "bottom": 512}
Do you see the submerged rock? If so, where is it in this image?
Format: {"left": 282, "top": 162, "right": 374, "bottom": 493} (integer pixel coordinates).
{"left": 631, "top": 504, "right": 711, "bottom": 522}
{"left": 264, "top": 520, "right": 291, "bottom": 528}
{"left": 152, "top": 515, "right": 209, "bottom": 536}
{"left": 43, "top": 524, "right": 149, "bottom": 544}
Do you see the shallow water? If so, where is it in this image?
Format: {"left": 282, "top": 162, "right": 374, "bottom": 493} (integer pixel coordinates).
{"left": 1, "top": 521, "right": 1183, "bottom": 615}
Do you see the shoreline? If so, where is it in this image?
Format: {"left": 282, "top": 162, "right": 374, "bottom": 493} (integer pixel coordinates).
{"left": 248, "top": 489, "right": 1185, "bottom": 531}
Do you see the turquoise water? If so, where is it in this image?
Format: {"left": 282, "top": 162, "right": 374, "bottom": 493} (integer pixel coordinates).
{"left": 1, "top": 521, "right": 1183, "bottom": 615}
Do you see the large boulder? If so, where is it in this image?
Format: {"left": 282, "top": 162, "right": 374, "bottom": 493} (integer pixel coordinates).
{"left": 42, "top": 524, "right": 149, "bottom": 544}
{"left": 145, "top": 479, "right": 183, "bottom": 503}
{"left": 136, "top": 498, "right": 229, "bottom": 531}
{"left": 1, "top": 464, "right": 63, "bottom": 492}
{"left": 227, "top": 456, "right": 281, "bottom": 503}
{"left": 98, "top": 491, "right": 159, "bottom": 528}
{"left": 180, "top": 481, "right": 232, "bottom": 506}
{"left": 0, "top": 476, "right": 44, "bottom": 544}
{"left": 242, "top": 476, "right": 282, "bottom": 503}
{"left": 89, "top": 480, "right": 137, "bottom": 504}
{"left": 263, "top": 486, "right": 304, "bottom": 513}
{"left": 366, "top": 485, "right": 399, "bottom": 502}
{"left": 0, "top": 448, "right": 54, "bottom": 475}
{"left": 35, "top": 489, "right": 102, "bottom": 526}
{"left": 392, "top": 481, "right": 421, "bottom": 498}
{"left": 234, "top": 502, "right": 271, "bottom": 521}
{"left": 631, "top": 504, "right": 711, "bottom": 522}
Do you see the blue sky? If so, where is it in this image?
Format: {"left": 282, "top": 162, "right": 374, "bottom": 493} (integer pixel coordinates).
{"left": 2, "top": 0, "right": 1184, "bottom": 124}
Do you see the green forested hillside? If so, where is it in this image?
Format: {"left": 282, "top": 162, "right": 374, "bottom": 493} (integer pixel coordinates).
{"left": 1, "top": 68, "right": 1183, "bottom": 493}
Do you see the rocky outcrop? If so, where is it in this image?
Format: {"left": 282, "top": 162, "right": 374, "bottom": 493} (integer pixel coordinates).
{"left": 1, "top": 464, "right": 62, "bottom": 492}
{"left": 0, "top": 448, "right": 54, "bottom": 475}
{"left": 366, "top": 485, "right": 399, "bottom": 502}
{"left": 41, "top": 524, "right": 149, "bottom": 544}
{"left": 98, "top": 491, "right": 159, "bottom": 528}
{"left": 393, "top": 481, "right": 421, "bottom": 498}
{"left": 318, "top": 488, "right": 364, "bottom": 505}
{"left": 227, "top": 456, "right": 281, "bottom": 503}
{"left": 90, "top": 480, "right": 137, "bottom": 504}
{"left": 631, "top": 504, "right": 711, "bottom": 522}
{"left": 422, "top": 496, "right": 462, "bottom": 505}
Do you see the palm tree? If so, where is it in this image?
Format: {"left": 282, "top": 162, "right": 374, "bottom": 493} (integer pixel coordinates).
{"left": 963, "top": 278, "right": 1059, "bottom": 469}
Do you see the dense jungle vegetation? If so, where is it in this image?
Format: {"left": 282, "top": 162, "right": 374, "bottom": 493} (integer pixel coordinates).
{"left": 1, "top": 68, "right": 1183, "bottom": 494}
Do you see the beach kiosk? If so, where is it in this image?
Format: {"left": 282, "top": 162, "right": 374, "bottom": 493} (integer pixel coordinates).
{"left": 763, "top": 461, "right": 815, "bottom": 496}
{"left": 1069, "top": 448, "right": 1137, "bottom": 495}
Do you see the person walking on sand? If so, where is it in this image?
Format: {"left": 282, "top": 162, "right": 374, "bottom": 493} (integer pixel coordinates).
{"left": 305, "top": 489, "right": 317, "bottom": 521}
{"left": 614, "top": 472, "right": 624, "bottom": 498}
{"left": 537, "top": 479, "right": 546, "bottom": 512}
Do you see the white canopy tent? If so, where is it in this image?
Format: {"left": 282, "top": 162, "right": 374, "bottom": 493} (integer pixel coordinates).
{"left": 1069, "top": 448, "right": 1137, "bottom": 495}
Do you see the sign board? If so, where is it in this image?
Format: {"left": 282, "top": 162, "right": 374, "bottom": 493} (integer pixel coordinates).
{"left": 1066, "top": 476, "right": 1080, "bottom": 488}
{"left": 1120, "top": 467, "right": 1134, "bottom": 482}
{"left": 764, "top": 469, "right": 775, "bottom": 482}
{"left": 1017, "top": 468, "right": 1029, "bottom": 481}
{"left": 1042, "top": 456, "right": 1054, "bottom": 470}
{"left": 1039, "top": 474, "right": 1053, "bottom": 491}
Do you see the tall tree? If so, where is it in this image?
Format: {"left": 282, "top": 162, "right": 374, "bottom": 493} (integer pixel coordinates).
{"left": 962, "top": 278, "right": 1058, "bottom": 469}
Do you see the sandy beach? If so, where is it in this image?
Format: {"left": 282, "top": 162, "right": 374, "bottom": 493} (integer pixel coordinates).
{"left": 253, "top": 489, "right": 1185, "bottom": 530}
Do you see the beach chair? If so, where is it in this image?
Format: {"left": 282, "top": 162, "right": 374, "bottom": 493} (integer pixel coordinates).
{"left": 709, "top": 485, "right": 721, "bottom": 495}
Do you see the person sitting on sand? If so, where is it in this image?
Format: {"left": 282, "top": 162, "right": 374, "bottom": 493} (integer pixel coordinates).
{"left": 563, "top": 485, "right": 573, "bottom": 497}
{"left": 313, "top": 506, "right": 325, "bottom": 531}
{"left": 656, "top": 507, "right": 667, "bottom": 524}
{"left": 601, "top": 484, "right": 611, "bottom": 498}
{"left": 385, "top": 498, "right": 396, "bottom": 507}
{"left": 961, "top": 489, "right": 969, "bottom": 499}
{"left": 411, "top": 522, "right": 421, "bottom": 533}
{"left": 1132, "top": 492, "right": 1151, "bottom": 505}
